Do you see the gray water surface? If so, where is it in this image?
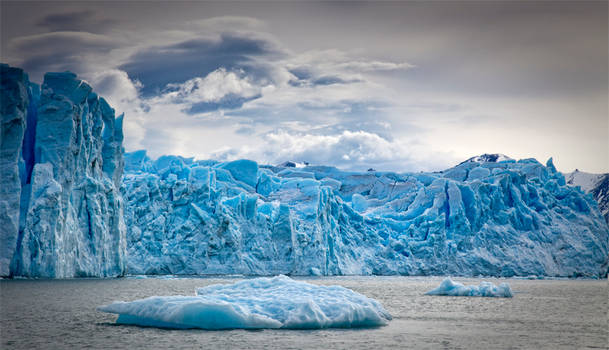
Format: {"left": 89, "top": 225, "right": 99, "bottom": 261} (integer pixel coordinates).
{"left": 1, "top": 277, "right": 607, "bottom": 349}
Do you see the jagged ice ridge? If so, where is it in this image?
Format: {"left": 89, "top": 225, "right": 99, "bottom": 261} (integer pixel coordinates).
{"left": 122, "top": 150, "right": 609, "bottom": 278}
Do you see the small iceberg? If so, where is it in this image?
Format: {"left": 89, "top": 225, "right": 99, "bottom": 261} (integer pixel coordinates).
{"left": 98, "top": 275, "right": 392, "bottom": 329}
{"left": 425, "top": 278, "right": 513, "bottom": 298}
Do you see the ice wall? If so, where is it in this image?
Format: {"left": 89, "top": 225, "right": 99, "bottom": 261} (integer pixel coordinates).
{"left": 0, "top": 65, "right": 126, "bottom": 277}
{"left": 0, "top": 65, "right": 28, "bottom": 276}
{"left": 123, "top": 152, "right": 609, "bottom": 278}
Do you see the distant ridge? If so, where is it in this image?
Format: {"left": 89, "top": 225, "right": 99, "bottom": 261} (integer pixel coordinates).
{"left": 459, "top": 153, "right": 513, "bottom": 165}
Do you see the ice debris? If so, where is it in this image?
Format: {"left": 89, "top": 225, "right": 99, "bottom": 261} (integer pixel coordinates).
{"left": 425, "top": 278, "right": 513, "bottom": 298}
{"left": 98, "top": 275, "right": 392, "bottom": 329}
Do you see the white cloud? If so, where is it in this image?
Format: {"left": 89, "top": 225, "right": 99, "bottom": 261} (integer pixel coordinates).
{"left": 89, "top": 69, "right": 141, "bottom": 107}
{"left": 209, "top": 130, "right": 456, "bottom": 172}
{"left": 161, "top": 68, "right": 263, "bottom": 104}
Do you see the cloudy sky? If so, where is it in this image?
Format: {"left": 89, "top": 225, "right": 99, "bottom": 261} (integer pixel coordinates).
{"left": 2, "top": 1, "right": 607, "bottom": 173}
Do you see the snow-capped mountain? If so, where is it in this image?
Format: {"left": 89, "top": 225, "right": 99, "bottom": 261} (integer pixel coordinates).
{"left": 459, "top": 153, "right": 513, "bottom": 165}
{"left": 566, "top": 170, "right": 609, "bottom": 223}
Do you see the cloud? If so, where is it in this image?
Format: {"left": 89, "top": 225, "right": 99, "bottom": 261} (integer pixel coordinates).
{"left": 187, "top": 16, "right": 268, "bottom": 32}
{"left": 89, "top": 69, "right": 142, "bottom": 106}
{"left": 35, "top": 10, "right": 118, "bottom": 33}
{"left": 145, "top": 68, "right": 267, "bottom": 114}
{"left": 335, "top": 60, "right": 414, "bottom": 71}
{"left": 186, "top": 93, "right": 262, "bottom": 114}
{"left": 120, "top": 32, "right": 285, "bottom": 96}
{"left": 9, "top": 31, "right": 121, "bottom": 81}
{"left": 162, "top": 68, "right": 262, "bottom": 103}
{"left": 209, "top": 130, "right": 454, "bottom": 172}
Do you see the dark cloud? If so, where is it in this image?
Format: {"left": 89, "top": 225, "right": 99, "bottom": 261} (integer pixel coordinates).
{"left": 234, "top": 126, "right": 255, "bottom": 135}
{"left": 36, "top": 10, "right": 117, "bottom": 33}
{"left": 120, "top": 32, "right": 284, "bottom": 96}
{"left": 312, "top": 75, "right": 360, "bottom": 86}
{"left": 185, "top": 93, "right": 261, "bottom": 114}
{"left": 10, "top": 31, "right": 120, "bottom": 81}
{"left": 288, "top": 66, "right": 363, "bottom": 87}
{"left": 289, "top": 75, "right": 361, "bottom": 87}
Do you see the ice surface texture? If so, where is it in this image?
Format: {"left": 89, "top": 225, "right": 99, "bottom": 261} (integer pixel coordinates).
{"left": 425, "top": 278, "right": 513, "bottom": 297}
{"left": 123, "top": 151, "right": 609, "bottom": 278}
{"left": 98, "top": 275, "right": 392, "bottom": 329}
{"left": 0, "top": 65, "right": 126, "bottom": 277}
{"left": 2, "top": 64, "right": 608, "bottom": 279}
{"left": 566, "top": 170, "right": 609, "bottom": 224}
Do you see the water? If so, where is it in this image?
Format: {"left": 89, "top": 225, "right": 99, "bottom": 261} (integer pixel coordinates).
{"left": 1, "top": 276, "right": 607, "bottom": 349}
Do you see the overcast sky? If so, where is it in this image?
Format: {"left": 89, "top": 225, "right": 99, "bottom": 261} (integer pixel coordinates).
{"left": 2, "top": 1, "right": 607, "bottom": 173}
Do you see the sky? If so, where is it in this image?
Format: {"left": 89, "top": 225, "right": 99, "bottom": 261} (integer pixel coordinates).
{"left": 2, "top": 1, "right": 607, "bottom": 173}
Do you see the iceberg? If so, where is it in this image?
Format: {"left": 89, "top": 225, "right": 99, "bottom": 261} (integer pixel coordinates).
{"left": 98, "top": 275, "right": 392, "bottom": 329}
{"left": 425, "top": 278, "right": 513, "bottom": 298}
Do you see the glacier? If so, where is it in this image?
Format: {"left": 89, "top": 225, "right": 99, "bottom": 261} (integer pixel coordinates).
{"left": 566, "top": 170, "right": 609, "bottom": 224}
{"left": 0, "top": 64, "right": 126, "bottom": 277}
{"left": 98, "top": 275, "right": 392, "bottom": 329}
{"left": 425, "top": 278, "right": 513, "bottom": 297}
{"left": 2, "top": 66, "right": 609, "bottom": 279}
{"left": 123, "top": 151, "right": 609, "bottom": 278}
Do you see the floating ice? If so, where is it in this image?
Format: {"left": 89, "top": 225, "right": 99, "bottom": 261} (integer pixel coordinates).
{"left": 425, "top": 278, "right": 513, "bottom": 298}
{"left": 98, "top": 275, "right": 392, "bottom": 329}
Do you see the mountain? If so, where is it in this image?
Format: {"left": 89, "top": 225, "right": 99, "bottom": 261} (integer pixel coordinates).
{"left": 0, "top": 65, "right": 126, "bottom": 277}
{"left": 459, "top": 153, "right": 513, "bottom": 165}
{"left": 122, "top": 151, "right": 608, "bottom": 277}
{"left": 565, "top": 170, "right": 609, "bottom": 223}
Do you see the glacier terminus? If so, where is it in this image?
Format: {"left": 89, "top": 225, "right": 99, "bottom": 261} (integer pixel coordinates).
{"left": 1, "top": 65, "right": 608, "bottom": 278}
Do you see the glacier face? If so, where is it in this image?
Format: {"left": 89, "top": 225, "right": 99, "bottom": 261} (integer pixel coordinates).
{"left": 0, "top": 65, "right": 126, "bottom": 277}
{"left": 0, "top": 65, "right": 28, "bottom": 276}
{"left": 2, "top": 65, "right": 608, "bottom": 279}
{"left": 123, "top": 151, "right": 609, "bottom": 278}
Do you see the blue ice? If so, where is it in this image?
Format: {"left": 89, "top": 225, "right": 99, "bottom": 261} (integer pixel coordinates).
{"left": 425, "top": 278, "right": 513, "bottom": 298}
{"left": 98, "top": 276, "right": 392, "bottom": 329}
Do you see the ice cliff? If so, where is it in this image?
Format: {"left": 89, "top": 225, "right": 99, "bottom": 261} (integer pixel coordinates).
{"left": 123, "top": 151, "right": 609, "bottom": 278}
{"left": 0, "top": 64, "right": 126, "bottom": 277}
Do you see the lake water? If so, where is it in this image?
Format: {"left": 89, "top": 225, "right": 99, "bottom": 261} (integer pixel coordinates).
{"left": 1, "top": 276, "right": 607, "bottom": 349}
